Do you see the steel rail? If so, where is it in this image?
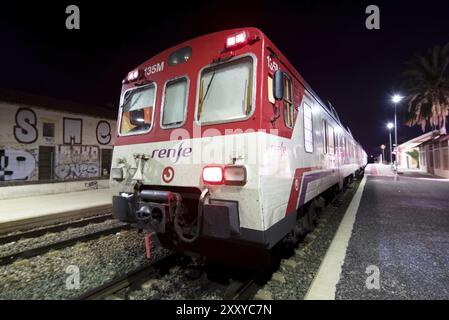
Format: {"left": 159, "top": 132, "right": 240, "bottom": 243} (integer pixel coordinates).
{"left": 0, "top": 223, "right": 131, "bottom": 266}
{"left": 74, "top": 253, "right": 182, "bottom": 300}
{"left": 0, "top": 212, "right": 113, "bottom": 245}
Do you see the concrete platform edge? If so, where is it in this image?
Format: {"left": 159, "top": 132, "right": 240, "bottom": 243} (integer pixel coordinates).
{"left": 304, "top": 174, "right": 368, "bottom": 300}
{"left": 0, "top": 204, "right": 112, "bottom": 235}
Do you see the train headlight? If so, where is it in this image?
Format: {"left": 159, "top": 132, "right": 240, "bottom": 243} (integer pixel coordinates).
{"left": 202, "top": 166, "right": 223, "bottom": 185}
{"left": 202, "top": 165, "right": 246, "bottom": 186}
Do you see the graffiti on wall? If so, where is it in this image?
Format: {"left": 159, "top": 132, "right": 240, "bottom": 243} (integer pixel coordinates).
{"left": 96, "top": 121, "right": 111, "bottom": 145}
{"left": 12, "top": 108, "right": 113, "bottom": 146}
{"left": 55, "top": 145, "right": 99, "bottom": 179}
{"left": 63, "top": 118, "right": 83, "bottom": 145}
{"left": 4, "top": 106, "right": 114, "bottom": 182}
{"left": 14, "top": 108, "right": 38, "bottom": 144}
{"left": 0, "top": 149, "right": 38, "bottom": 181}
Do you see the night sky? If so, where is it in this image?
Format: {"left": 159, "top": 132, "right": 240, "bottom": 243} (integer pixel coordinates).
{"left": 1, "top": 0, "right": 448, "bottom": 156}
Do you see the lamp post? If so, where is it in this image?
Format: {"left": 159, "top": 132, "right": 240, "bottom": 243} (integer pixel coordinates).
{"left": 380, "top": 144, "right": 386, "bottom": 164}
{"left": 391, "top": 94, "right": 403, "bottom": 171}
{"left": 387, "top": 122, "right": 394, "bottom": 164}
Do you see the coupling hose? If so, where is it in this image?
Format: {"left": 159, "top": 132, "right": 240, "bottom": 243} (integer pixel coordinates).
{"left": 173, "top": 189, "right": 209, "bottom": 243}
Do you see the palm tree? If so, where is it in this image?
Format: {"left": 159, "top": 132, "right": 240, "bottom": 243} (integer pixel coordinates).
{"left": 403, "top": 43, "right": 449, "bottom": 133}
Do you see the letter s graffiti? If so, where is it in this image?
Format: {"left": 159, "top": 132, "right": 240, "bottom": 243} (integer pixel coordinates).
{"left": 14, "top": 108, "right": 38, "bottom": 144}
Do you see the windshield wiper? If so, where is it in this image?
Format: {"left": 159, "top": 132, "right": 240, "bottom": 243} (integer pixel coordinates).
{"left": 121, "top": 90, "right": 133, "bottom": 110}
{"left": 121, "top": 89, "right": 144, "bottom": 112}
{"left": 121, "top": 82, "right": 152, "bottom": 110}
{"left": 199, "top": 70, "right": 216, "bottom": 111}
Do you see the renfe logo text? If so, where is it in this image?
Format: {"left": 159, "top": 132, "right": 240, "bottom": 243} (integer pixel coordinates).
{"left": 150, "top": 142, "right": 192, "bottom": 163}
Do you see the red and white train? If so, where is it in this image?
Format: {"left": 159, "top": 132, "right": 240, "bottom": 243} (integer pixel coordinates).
{"left": 110, "top": 28, "right": 367, "bottom": 267}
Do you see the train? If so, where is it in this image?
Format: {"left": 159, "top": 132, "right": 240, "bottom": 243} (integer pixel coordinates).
{"left": 110, "top": 28, "right": 367, "bottom": 267}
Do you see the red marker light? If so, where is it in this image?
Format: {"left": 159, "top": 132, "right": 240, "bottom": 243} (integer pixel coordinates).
{"left": 223, "top": 166, "right": 246, "bottom": 185}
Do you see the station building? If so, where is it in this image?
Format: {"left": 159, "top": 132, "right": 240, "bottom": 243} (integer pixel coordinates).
{"left": 0, "top": 89, "right": 117, "bottom": 188}
{"left": 397, "top": 129, "right": 449, "bottom": 178}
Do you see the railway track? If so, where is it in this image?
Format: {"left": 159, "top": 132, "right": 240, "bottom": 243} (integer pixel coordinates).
{"left": 74, "top": 253, "right": 183, "bottom": 300}
{"left": 0, "top": 222, "right": 131, "bottom": 266}
{"left": 223, "top": 272, "right": 265, "bottom": 300}
{"left": 0, "top": 212, "right": 113, "bottom": 245}
{"left": 75, "top": 251, "right": 262, "bottom": 301}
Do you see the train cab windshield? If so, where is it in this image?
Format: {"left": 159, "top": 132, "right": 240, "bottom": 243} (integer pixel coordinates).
{"left": 120, "top": 84, "right": 155, "bottom": 135}
{"left": 197, "top": 56, "right": 253, "bottom": 124}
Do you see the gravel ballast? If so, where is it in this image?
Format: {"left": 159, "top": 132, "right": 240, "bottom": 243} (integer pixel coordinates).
{"left": 258, "top": 179, "right": 361, "bottom": 300}
{"left": 0, "top": 230, "right": 167, "bottom": 299}
{"left": 0, "top": 219, "right": 126, "bottom": 258}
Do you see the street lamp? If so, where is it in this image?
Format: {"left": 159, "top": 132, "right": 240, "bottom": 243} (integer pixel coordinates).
{"left": 380, "top": 144, "right": 386, "bottom": 164}
{"left": 391, "top": 94, "right": 403, "bottom": 171}
{"left": 387, "top": 122, "right": 394, "bottom": 165}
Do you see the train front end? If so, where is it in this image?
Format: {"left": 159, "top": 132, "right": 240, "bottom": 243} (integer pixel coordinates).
{"left": 110, "top": 28, "right": 271, "bottom": 266}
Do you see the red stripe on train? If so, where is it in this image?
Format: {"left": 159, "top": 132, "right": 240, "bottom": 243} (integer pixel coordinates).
{"left": 285, "top": 167, "right": 319, "bottom": 215}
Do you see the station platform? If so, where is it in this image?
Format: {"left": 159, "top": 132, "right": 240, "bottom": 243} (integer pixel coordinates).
{"left": 306, "top": 163, "right": 449, "bottom": 299}
{"left": 0, "top": 188, "right": 112, "bottom": 234}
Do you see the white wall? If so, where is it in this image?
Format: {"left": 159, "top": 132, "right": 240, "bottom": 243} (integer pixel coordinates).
{"left": 0, "top": 102, "right": 116, "bottom": 182}
{"left": 398, "top": 147, "right": 419, "bottom": 169}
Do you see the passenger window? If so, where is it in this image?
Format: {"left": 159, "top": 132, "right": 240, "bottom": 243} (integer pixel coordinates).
{"left": 283, "top": 76, "right": 294, "bottom": 128}
{"left": 162, "top": 77, "right": 188, "bottom": 128}
{"left": 323, "top": 120, "right": 328, "bottom": 154}
{"left": 328, "top": 124, "right": 335, "bottom": 155}
{"left": 303, "top": 102, "right": 314, "bottom": 153}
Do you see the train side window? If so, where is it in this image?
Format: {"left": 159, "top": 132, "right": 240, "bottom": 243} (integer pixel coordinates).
{"left": 303, "top": 102, "right": 314, "bottom": 153}
{"left": 161, "top": 77, "right": 188, "bottom": 128}
{"left": 283, "top": 75, "right": 294, "bottom": 128}
{"left": 328, "top": 124, "right": 335, "bottom": 154}
{"left": 322, "top": 120, "right": 328, "bottom": 154}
